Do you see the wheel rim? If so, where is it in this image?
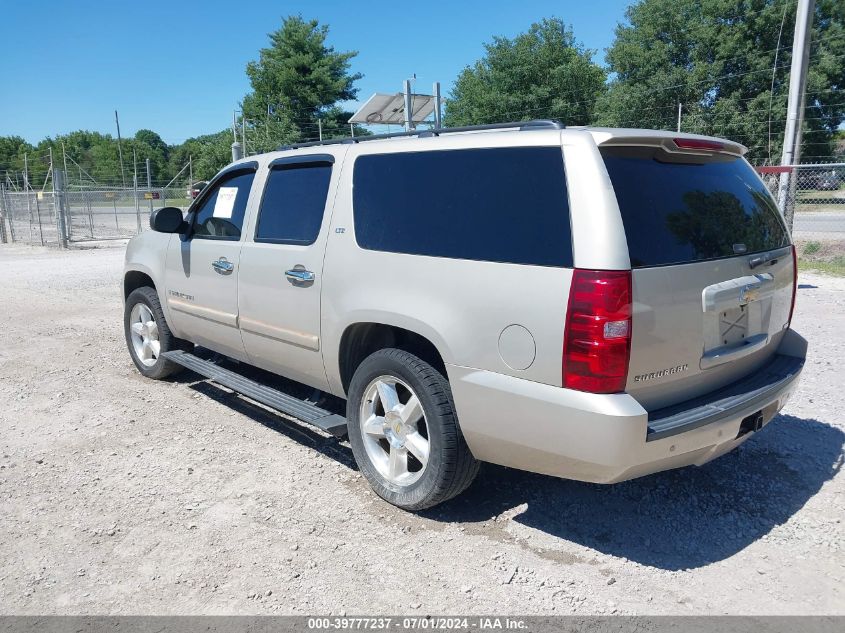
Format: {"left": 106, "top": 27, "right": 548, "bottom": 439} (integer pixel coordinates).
{"left": 360, "top": 375, "right": 430, "bottom": 486}
{"left": 129, "top": 302, "right": 161, "bottom": 368}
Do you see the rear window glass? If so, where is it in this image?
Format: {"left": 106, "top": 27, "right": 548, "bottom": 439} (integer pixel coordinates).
{"left": 353, "top": 147, "right": 572, "bottom": 267}
{"left": 601, "top": 146, "right": 790, "bottom": 268}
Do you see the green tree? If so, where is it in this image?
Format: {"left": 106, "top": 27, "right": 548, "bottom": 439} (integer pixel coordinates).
{"left": 0, "top": 136, "right": 35, "bottom": 186}
{"left": 444, "top": 18, "right": 607, "bottom": 127}
{"left": 241, "top": 15, "right": 364, "bottom": 150}
{"left": 169, "top": 130, "right": 234, "bottom": 181}
{"left": 596, "top": 0, "right": 845, "bottom": 163}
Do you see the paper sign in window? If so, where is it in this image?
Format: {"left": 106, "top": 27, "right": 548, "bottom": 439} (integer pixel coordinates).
{"left": 213, "top": 187, "right": 238, "bottom": 219}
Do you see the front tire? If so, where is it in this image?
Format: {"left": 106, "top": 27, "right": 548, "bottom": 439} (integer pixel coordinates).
{"left": 124, "top": 286, "right": 189, "bottom": 380}
{"left": 347, "top": 348, "right": 479, "bottom": 510}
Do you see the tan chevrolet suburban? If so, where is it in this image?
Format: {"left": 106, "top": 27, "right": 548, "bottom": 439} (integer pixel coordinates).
{"left": 122, "top": 120, "right": 807, "bottom": 510}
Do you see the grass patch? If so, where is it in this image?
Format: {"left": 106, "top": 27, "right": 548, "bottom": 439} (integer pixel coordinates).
{"left": 804, "top": 240, "right": 822, "bottom": 255}
{"left": 798, "top": 257, "right": 845, "bottom": 276}
{"left": 794, "top": 237, "right": 845, "bottom": 276}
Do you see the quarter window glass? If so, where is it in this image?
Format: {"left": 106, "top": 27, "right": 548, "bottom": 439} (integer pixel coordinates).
{"left": 352, "top": 147, "right": 572, "bottom": 267}
{"left": 192, "top": 170, "right": 255, "bottom": 239}
{"left": 256, "top": 164, "right": 333, "bottom": 244}
{"left": 601, "top": 146, "right": 790, "bottom": 267}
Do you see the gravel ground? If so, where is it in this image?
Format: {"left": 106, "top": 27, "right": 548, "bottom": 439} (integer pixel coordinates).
{"left": 0, "top": 242, "right": 842, "bottom": 615}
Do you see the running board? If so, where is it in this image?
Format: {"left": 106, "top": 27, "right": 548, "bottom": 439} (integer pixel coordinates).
{"left": 162, "top": 350, "right": 348, "bottom": 437}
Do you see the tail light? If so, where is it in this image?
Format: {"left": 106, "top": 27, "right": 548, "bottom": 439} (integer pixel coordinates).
{"left": 788, "top": 245, "right": 797, "bottom": 327}
{"left": 673, "top": 138, "right": 724, "bottom": 151}
{"left": 563, "top": 269, "right": 632, "bottom": 393}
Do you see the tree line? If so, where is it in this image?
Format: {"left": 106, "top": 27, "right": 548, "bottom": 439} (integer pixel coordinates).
{"left": 2, "top": 0, "right": 843, "bottom": 189}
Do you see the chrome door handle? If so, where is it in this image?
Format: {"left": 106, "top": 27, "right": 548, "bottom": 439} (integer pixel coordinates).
{"left": 285, "top": 268, "right": 315, "bottom": 283}
{"left": 212, "top": 258, "right": 234, "bottom": 275}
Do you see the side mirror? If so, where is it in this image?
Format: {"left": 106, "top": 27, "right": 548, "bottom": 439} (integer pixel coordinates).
{"left": 150, "top": 207, "right": 186, "bottom": 234}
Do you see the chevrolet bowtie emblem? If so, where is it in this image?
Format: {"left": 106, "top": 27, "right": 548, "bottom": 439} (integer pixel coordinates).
{"left": 739, "top": 285, "right": 760, "bottom": 305}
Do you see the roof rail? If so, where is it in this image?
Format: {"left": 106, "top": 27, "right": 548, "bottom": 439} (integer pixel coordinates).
{"left": 278, "top": 119, "right": 564, "bottom": 151}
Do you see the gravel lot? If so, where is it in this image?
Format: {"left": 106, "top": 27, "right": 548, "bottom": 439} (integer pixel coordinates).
{"left": 0, "top": 242, "right": 842, "bottom": 615}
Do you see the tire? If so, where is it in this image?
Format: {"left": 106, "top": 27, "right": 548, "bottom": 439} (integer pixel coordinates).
{"left": 346, "top": 348, "right": 479, "bottom": 510}
{"left": 124, "top": 286, "right": 190, "bottom": 380}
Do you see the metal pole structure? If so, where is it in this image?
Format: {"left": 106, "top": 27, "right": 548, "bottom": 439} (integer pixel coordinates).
{"left": 0, "top": 184, "right": 7, "bottom": 244}
{"left": 44, "top": 147, "right": 54, "bottom": 194}
{"left": 777, "top": 0, "right": 816, "bottom": 229}
{"left": 133, "top": 149, "right": 140, "bottom": 233}
{"left": 63, "top": 144, "right": 76, "bottom": 241}
{"left": 2, "top": 185, "right": 15, "bottom": 242}
{"left": 677, "top": 103, "right": 682, "bottom": 132}
{"left": 242, "top": 116, "right": 247, "bottom": 156}
{"left": 403, "top": 79, "right": 414, "bottom": 131}
{"left": 61, "top": 142, "right": 70, "bottom": 187}
{"left": 146, "top": 158, "right": 153, "bottom": 217}
{"left": 189, "top": 155, "right": 193, "bottom": 195}
{"left": 53, "top": 168, "right": 69, "bottom": 249}
{"left": 115, "top": 110, "right": 127, "bottom": 188}
{"left": 24, "top": 153, "right": 33, "bottom": 242}
{"left": 433, "top": 82, "right": 442, "bottom": 128}
{"left": 318, "top": 119, "right": 323, "bottom": 141}
{"left": 33, "top": 189, "right": 44, "bottom": 246}
{"left": 232, "top": 111, "right": 243, "bottom": 161}
{"left": 350, "top": 123, "right": 355, "bottom": 138}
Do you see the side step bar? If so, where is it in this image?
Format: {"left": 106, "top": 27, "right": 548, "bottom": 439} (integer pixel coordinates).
{"left": 162, "top": 350, "right": 348, "bottom": 437}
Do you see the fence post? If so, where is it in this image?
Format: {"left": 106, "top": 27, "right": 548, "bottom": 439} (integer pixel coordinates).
{"left": 133, "top": 150, "right": 140, "bottom": 233}
{"left": 4, "top": 187, "right": 16, "bottom": 242}
{"left": 0, "top": 184, "right": 7, "bottom": 244}
{"left": 146, "top": 158, "right": 154, "bottom": 220}
{"left": 53, "top": 169, "right": 69, "bottom": 249}
{"left": 85, "top": 189, "right": 94, "bottom": 238}
{"left": 33, "top": 192, "right": 45, "bottom": 246}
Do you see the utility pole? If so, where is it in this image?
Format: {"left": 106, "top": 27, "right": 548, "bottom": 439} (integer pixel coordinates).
{"left": 115, "top": 110, "right": 127, "bottom": 188}
{"left": 778, "top": 0, "right": 816, "bottom": 229}
{"left": 677, "top": 103, "right": 682, "bottom": 132}
{"left": 318, "top": 119, "right": 323, "bottom": 141}
{"left": 242, "top": 116, "right": 247, "bottom": 156}
{"left": 231, "top": 111, "right": 243, "bottom": 161}
{"left": 433, "top": 82, "right": 443, "bottom": 128}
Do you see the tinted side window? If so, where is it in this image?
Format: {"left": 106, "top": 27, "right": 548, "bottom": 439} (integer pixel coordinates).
{"left": 353, "top": 147, "right": 572, "bottom": 267}
{"left": 601, "top": 146, "right": 790, "bottom": 267}
{"left": 192, "top": 170, "right": 255, "bottom": 239}
{"left": 256, "top": 164, "right": 333, "bottom": 244}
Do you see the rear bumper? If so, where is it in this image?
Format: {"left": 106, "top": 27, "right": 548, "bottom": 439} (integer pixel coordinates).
{"left": 447, "top": 329, "right": 807, "bottom": 484}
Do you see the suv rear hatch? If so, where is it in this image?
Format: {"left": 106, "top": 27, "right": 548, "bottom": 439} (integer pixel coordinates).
{"left": 599, "top": 138, "right": 794, "bottom": 411}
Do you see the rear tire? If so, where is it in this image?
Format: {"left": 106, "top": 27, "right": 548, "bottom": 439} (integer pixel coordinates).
{"left": 347, "top": 348, "right": 479, "bottom": 511}
{"left": 124, "top": 286, "right": 189, "bottom": 380}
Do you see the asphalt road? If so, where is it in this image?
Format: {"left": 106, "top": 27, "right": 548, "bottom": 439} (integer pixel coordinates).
{"left": 792, "top": 211, "right": 845, "bottom": 235}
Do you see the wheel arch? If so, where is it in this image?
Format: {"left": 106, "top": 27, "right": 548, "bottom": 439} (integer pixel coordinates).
{"left": 124, "top": 268, "right": 156, "bottom": 300}
{"left": 337, "top": 321, "right": 450, "bottom": 395}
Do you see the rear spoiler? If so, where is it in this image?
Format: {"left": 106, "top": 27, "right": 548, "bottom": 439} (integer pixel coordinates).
{"left": 587, "top": 129, "right": 747, "bottom": 157}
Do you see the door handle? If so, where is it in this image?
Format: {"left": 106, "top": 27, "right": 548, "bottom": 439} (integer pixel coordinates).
{"left": 285, "top": 268, "right": 315, "bottom": 284}
{"left": 212, "top": 258, "right": 234, "bottom": 275}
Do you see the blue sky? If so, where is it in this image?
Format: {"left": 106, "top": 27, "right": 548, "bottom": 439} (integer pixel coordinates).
{"left": 0, "top": 0, "right": 632, "bottom": 145}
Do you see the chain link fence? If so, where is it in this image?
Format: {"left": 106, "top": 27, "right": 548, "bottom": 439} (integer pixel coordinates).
{"left": 757, "top": 161, "right": 845, "bottom": 274}
{"left": 0, "top": 162, "right": 193, "bottom": 247}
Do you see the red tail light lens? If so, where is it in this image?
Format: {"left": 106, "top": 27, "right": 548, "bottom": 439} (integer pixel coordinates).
{"left": 673, "top": 138, "right": 724, "bottom": 151}
{"left": 788, "top": 245, "right": 797, "bottom": 327}
{"left": 563, "top": 269, "right": 632, "bottom": 393}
